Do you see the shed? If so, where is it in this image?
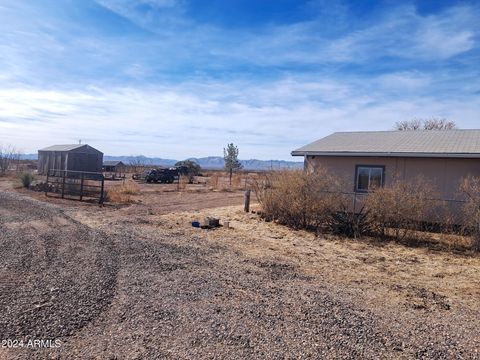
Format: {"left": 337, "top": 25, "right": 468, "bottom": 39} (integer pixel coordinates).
{"left": 103, "top": 160, "right": 126, "bottom": 179}
{"left": 103, "top": 160, "right": 125, "bottom": 173}
{"left": 38, "top": 144, "right": 103, "bottom": 176}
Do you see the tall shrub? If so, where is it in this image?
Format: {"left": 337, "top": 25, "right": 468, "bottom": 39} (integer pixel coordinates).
{"left": 364, "top": 176, "right": 437, "bottom": 241}
{"left": 459, "top": 176, "right": 480, "bottom": 250}
{"left": 255, "top": 168, "right": 346, "bottom": 230}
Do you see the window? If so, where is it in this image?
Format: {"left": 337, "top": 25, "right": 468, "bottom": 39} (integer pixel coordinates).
{"left": 355, "top": 166, "right": 384, "bottom": 192}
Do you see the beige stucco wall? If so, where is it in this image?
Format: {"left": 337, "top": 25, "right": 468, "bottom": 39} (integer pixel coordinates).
{"left": 305, "top": 155, "right": 480, "bottom": 200}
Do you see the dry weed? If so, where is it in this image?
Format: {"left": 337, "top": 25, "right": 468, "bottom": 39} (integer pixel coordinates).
{"left": 106, "top": 181, "right": 141, "bottom": 203}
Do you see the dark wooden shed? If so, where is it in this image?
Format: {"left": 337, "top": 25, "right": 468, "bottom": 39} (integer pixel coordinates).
{"left": 38, "top": 144, "right": 103, "bottom": 176}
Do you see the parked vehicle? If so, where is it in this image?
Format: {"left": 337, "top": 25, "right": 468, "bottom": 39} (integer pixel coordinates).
{"left": 131, "top": 168, "right": 178, "bottom": 183}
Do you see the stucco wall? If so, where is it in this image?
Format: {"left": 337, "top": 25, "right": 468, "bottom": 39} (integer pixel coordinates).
{"left": 305, "top": 155, "right": 480, "bottom": 200}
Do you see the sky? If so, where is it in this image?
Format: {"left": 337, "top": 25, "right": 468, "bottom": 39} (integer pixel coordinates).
{"left": 0, "top": 0, "right": 479, "bottom": 160}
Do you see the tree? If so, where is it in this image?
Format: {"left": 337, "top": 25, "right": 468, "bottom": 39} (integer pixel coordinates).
{"left": 175, "top": 160, "right": 201, "bottom": 183}
{"left": 0, "top": 145, "right": 20, "bottom": 174}
{"left": 128, "top": 156, "right": 147, "bottom": 173}
{"left": 394, "top": 118, "right": 457, "bottom": 131}
{"left": 223, "top": 143, "right": 243, "bottom": 185}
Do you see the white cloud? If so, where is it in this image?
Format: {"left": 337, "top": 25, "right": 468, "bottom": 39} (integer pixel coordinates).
{"left": 1, "top": 74, "right": 479, "bottom": 160}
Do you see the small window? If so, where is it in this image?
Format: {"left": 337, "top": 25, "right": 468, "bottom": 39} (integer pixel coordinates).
{"left": 355, "top": 166, "right": 384, "bottom": 192}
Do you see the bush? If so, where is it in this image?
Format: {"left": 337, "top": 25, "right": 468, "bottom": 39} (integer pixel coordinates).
{"left": 459, "top": 176, "right": 480, "bottom": 250}
{"left": 19, "top": 172, "right": 34, "bottom": 188}
{"left": 254, "top": 169, "right": 346, "bottom": 230}
{"left": 364, "top": 176, "right": 437, "bottom": 241}
{"left": 326, "top": 207, "right": 372, "bottom": 238}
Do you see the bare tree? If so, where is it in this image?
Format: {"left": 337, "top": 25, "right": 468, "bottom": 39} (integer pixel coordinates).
{"left": 423, "top": 118, "right": 457, "bottom": 130}
{"left": 0, "top": 145, "right": 20, "bottom": 174}
{"left": 395, "top": 118, "right": 457, "bottom": 131}
{"left": 128, "top": 156, "right": 147, "bottom": 173}
{"left": 395, "top": 119, "right": 421, "bottom": 131}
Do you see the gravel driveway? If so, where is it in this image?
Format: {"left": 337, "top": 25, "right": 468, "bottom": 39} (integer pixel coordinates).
{"left": 0, "top": 191, "right": 478, "bottom": 359}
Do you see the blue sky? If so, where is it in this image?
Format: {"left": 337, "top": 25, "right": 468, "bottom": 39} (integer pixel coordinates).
{"left": 0, "top": 0, "right": 479, "bottom": 160}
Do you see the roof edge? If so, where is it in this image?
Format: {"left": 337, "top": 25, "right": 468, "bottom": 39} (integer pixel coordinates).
{"left": 291, "top": 151, "right": 480, "bottom": 159}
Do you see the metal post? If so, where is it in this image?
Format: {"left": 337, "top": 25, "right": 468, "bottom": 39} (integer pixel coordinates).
{"left": 353, "top": 192, "right": 357, "bottom": 214}
{"left": 79, "top": 173, "right": 84, "bottom": 201}
{"left": 244, "top": 189, "right": 251, "bottom": 212}
{"left": 45, "top": 171, "right": 49, "bottom": 196}
{"left": 99, "top": 176, "right": 104, "bottom": 204}
{"left": 61, "top": 170, "right": 66, "bottom": 199}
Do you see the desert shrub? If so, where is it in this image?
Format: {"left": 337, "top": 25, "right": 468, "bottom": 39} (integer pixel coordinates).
{"left": 459, "top": 176, "right": 480, "bottom": 250}
{"left": 254, "top": 169, "right": 346, "bottom": 230}
{"left": 19, "top": 172, "right": 34, "bottom": 188}
{"left": 326, "top": 206, "right": 372, "bottom": 238}
{"left": 364, "top": 176, "right": 437, "bottom": 241}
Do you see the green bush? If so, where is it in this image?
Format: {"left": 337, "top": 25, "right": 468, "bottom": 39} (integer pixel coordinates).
{"left": 19, "top": 172, "right": 34, "bottom": 188}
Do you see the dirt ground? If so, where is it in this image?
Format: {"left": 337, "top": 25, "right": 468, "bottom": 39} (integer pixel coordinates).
{"left": 0, "top": 176, "right": 479, "bottom": 359}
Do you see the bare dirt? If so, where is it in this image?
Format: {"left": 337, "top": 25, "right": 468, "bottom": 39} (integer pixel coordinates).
{"left": 0, "top": 178, "right": 479, "bottom": 359}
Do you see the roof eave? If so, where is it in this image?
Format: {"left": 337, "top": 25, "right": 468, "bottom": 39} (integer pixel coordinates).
{"left": 291, "top": 151, "right": 480, "bottom": 158}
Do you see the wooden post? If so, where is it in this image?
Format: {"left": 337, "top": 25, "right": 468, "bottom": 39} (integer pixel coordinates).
{"left": 79, "top": 173, "right": 84, "bottom": 201}
{"left": 61, "top": 170, "right": 66, "bottom": 199}
{"left": 244, "top": 189, "right": 251, "bottom": 213}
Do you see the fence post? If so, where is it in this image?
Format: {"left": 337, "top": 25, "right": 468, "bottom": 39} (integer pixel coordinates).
{"left": 45, "top": 171, "right": 49, "bottom": 196}
{"left": 244, "top": 189, "right": 251, "bottom": 212}
{"left": 80, "top": 173, "right": 84, "bottom": 201}
{"left": 61, "top": 170, "right": 66, "bottom": 199}
{"left": 99, "top": 176, "right": 104, "bottom": 204}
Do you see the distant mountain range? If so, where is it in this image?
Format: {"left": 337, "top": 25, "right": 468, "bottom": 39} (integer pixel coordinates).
{"left": 21, "top": 154, "right": 303, "bottom": 170}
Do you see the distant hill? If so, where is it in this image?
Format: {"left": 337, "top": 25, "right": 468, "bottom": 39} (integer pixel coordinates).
{"left": 22, "top": 154, "right": 303, "bottom": 170}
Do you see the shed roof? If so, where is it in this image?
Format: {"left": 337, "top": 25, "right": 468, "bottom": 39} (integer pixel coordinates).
{"left": 39, "top": 144, "right": 102, "bottom": 154}
{"left": 103, "top": 160, "right": 125, "bottom": 166}
{"left": 292, "top": 130, "right": 480, "bottom": 158}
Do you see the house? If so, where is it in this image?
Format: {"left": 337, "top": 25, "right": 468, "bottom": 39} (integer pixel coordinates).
{"left": 103, "top": 160, "right": 126, "bottom": 179}
{"left": 38, "top": 144, "right": 103, "bottom": 176}
{"left": 292, "top": 130, "right": 480, "bottom": 203}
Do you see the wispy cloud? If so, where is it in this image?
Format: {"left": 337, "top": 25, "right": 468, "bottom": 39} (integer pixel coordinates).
{"left": 0, "top": 1, "right": 479, "bottom": 159}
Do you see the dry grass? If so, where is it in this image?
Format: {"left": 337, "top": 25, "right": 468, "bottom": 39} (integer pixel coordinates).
{"left": 152, "top": 205, "right": 480, "bottom": 311}
{"left": 105, "top": 180, "right": 141, "bottom": 203}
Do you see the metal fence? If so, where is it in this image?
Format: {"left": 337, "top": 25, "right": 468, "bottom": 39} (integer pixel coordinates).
{"left": 45, "top": 169, "right": 105, "bottom": 203}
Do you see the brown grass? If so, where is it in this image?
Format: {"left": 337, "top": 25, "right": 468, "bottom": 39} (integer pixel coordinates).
{"left": 105, "top": 181, "right": 141, "bottom": 203}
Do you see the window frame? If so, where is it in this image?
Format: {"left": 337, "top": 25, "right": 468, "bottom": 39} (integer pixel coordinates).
{"left": 354, "top": 165, "right": 385, "bottom": 193}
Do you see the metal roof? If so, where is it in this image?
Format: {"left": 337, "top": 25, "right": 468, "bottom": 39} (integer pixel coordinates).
{"left": 39, "top": 144, "right": 88, "bottom": 152}
{"left": 292, "top": 130, "right": 480, "bottom": 158}
{"left": 103, "top": 160, "right": 125, "bottom": 166}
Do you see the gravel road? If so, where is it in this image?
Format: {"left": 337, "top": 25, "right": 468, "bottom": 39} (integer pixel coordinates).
{"left": 0, "top": 191, "right": 478, "bottom": 359}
